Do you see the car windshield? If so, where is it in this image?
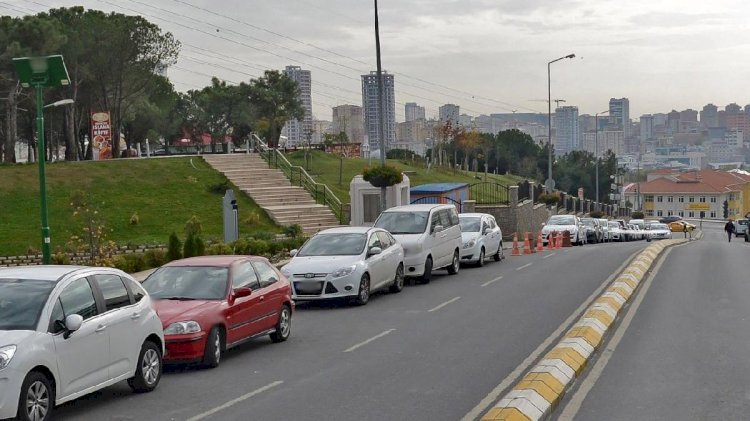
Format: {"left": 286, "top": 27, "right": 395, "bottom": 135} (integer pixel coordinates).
{"left": 297, "top": 233, "right": 367, "bottom": 256}
{"left": 609, "top": 222, "right": 619, "bottom": 229}
{"left": 459, "top": 217, "right": 481, "bottom": 232}
{"left": 738, "top": 220, "right": 748, "bottom": 225}
{"left": 650, "top": 224, "right": 668, "bottom": 230}
{"left": 0, "top": 279, "right": 55, "bottom": 331}
{"left": 580, "top": 219, "right": 596, "bottom": 227}
{"left": 142, "top": 266, "right": 229, "bottom": 300}
{"left": 375, "top": 211, "right": 429, "bottom": 234}
{"left": 548, "top": 216, "right": 576, "bottom": 225}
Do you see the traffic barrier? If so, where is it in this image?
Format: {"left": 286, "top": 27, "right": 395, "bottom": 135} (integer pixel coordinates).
{"left": 511, "top": 233, "right": 521, "bottom": 256}
{"left": 562, "top": 231, "right": 572, "bottom": 247}
{"left": 547, "top": 232, "right": 556, "bottom": 251}
{"left": 536, "top": 232, "right": 545, "bottom": 253}
{"left": 556, "top": 232, "right": 563, "bottom": 249}
{"left": 523, "top": 232, "right": 533, "bottom": 255}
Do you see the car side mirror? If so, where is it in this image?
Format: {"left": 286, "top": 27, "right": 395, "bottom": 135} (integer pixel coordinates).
{"left": 368, "top": 247, "right": 382, "bottom": 256}
{"left": 289, "top": 249, "right": 298, "bottom": 257}
{"left": 432, "top": 225, "right": 444, "bottom": 234}
{"left": 63, "top": 314, "right": 83, "bottom": 339}
{"left": 541, "top": 222, "right": 546, "bottom": 227}
{"left": 233, "top": 287, "right": 252, "bottom": 299}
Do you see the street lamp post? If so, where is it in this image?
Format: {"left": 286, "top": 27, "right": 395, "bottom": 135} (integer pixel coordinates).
{"left": 546, "top": 53, "right": 575, "bottom": 192}
{"left": 595, "top": 109, "right": 610, "bottom": 208}
{"left": 13, "top": 55, "right": 71, "bottom": 264}
{"left": 374, "top": 0, "right": 387, "bottom": 212}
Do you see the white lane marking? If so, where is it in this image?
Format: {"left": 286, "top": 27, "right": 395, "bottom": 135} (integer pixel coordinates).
{"left": 186, "top": 380, "right": 283, "bottom": 421}
{"left": 543, "top": 252, "right": 557, "bottom": 259}
{"left": 461, "top": 248, "right": 643, "bottom": 421}
{"left": 428, "top": 296, "right": 461, "bottom": 312}
{"left": 343, "top": 329, "right": 396, "bottom": 353}
{"left": 516, "top": 263, "right": 533, "bottom": 271}
{"left": 556, "top": 246, "right": 675, "bottom": 420}
{"left": 481, "top": 276, "right": 504, "bottom": 287}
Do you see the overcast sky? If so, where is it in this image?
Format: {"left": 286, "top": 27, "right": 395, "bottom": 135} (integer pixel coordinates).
{"left": 6, "top": 0, "right": 750, "bottom": 121}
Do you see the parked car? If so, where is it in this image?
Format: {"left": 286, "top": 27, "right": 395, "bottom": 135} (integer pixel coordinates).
{"left": 646, "top": 223, "right": 672, "bottom": 241}
{"left": 0, "top": 266, "right": 164, "bottom": 421}
{"left": 542, "top": 215, "right": 585, "bottom": 245}
{"left": 659, "top": 215, "right": 683, "bottom": 224}
{"left": 629, "top": 219, "right": 646, "bottom": 230}
{"left": 628, "top": 223, "right": 642, "bottom": 241}
{"left": 598, "top": 218, "right": 611, "bottom": 241}
{"left": 609, "top": 221, "right": 623, "bottom": 242}
{"left": 142, "top": 256, "right": 293, "bottom": 368}
{"left": 374, "top": 204, "right": 462, "bottom": 283}
{"left": 458, "top": 213, "right": 503, "bottom": 266}
{"left": 281, "top": 227, "right": 404, "bottom": 305}
{"left": 734, "top": 218, "right": 748, "bottom": 237}
{"left": 580, "top": 218, "right": 602, "bottom": 243}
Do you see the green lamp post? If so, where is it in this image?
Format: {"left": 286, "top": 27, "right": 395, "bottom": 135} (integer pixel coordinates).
{"left": 13, "top": 55, "right": 71, "bottom": 264}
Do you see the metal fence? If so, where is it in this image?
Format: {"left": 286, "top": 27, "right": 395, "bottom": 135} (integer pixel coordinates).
{"left": 468, "top": 182, "right": 511, "bottom": 205}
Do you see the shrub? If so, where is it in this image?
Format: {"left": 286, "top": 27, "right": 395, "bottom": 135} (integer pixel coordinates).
{"left": 207, "top": 178, "right": 232, "bottom": 194}
{"left": 631, "top": 211, "right": 645, "bottom": 219}
{"left": 589, "top": 210, "right": 604, "bottom": 219}
{"left": 167, "top": 232, "right": 182, "bottom": 261}
{"left": 249, "top": 231, "right": 276, "bottom": 241}
{"left": 538, "top": 192, "right": 561, "bottom": 206}
{"left": 52, "top": 252, "right": 71, "bottom": 265}
{"left": 207, "top": 242, "right": 234, "bottom": 255}
{"left": 144, "top": 249, "right": 168, "bottom": 267}
{"left": 195, "top": 236, "right": 206, "bottom": 256}
{"left": 232, "top": 238, "right": 249, "bottom": 255}
{"left": 185, "top": 215, "right": 203, "bottom": 237}
{"left": 283, "top": 224, "right": 303, "bottom": 239}
{"left": 362, "top": 165, "right": 403, "bottom": 187}
{"left": 247, "top": 239, "right": 270, "bottom": 255}
{"left": 112, "top": 253, "right": 146, "bottom": 273}
{"left": 183, "top": 233, "right": 197, "bottom": 258}
{"left": 129, "top": 212, "right": 139, "bottom": 225}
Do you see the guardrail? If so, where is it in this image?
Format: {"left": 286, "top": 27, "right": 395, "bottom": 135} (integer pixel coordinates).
{"left": 252, "top": 135, "right": 346, "bottom": 224}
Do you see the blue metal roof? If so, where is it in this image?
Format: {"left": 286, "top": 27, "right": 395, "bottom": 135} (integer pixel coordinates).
{"left": 411, "top": 183, "right": 469, "bottom": 193}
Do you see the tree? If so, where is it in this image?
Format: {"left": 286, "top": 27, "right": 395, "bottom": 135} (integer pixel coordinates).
{"left": 247, "top": 70, "right": 304, "bottom": 149}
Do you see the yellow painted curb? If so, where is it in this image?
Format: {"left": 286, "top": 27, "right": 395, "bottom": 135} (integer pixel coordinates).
{"left": 482, "top": 407, "right": 532, "bottom": 421}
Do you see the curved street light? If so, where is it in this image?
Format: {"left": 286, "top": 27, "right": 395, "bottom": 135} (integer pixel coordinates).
{"left": 546, "top": 53, "right": 576, "bottom": 192}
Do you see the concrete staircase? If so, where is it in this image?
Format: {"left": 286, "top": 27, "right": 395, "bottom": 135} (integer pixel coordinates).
{"left": 203, "top": 154, "right": 342, "bottom": 236}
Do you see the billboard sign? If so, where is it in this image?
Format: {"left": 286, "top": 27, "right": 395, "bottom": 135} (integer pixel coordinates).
{"left": 91, "top": 112, "right": 112, "bottom": 160}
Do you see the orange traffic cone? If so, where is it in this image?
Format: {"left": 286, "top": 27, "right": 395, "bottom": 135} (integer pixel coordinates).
{"left": 547, "top": 232, "right": 556, "bottom": 251}
{"left": 556, "top": 232, "right": 563, "bottom": 249}
{"left": 536, "top": 232, "right": 545, "bottom": 253}
{"left": 511, "top": 233, "right": 521, "bottom": 256}
{"left": 523, "top": 232, "right": 532, "bottom": 255}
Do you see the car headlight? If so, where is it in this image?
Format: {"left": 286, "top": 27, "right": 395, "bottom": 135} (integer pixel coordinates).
{"left": 331, "top": 265, "right": 356, "bottom": 278}
{"left": 0, "top": 345, "right": 17, "bottom": 370}
{"left": 280, "top": 267, "right": 291, "bottom": 277}
{"left": 164, "top": 321, "right": 202, "bottom": 335}
{"left": 463, "top": 239, "right": 476, "bottom": 249}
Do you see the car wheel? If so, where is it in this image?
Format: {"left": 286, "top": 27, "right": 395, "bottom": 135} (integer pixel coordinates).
{"left": 418, "top": 257, "right": 433, "bottom": 284}
{"left": 493, "top": 242, "right": 503, "bottom": 261}
{"left": 353, "top": 274, "right": 370, "bottom": 305}
{"left": 447, "top": 250, "right": 460, "bottom": 275}
{"left": 17, "top": 371, "right": 54, "bottom": 421}
{"left": 389, "top": 264, "right": 405, "bottom": 293}
{"left": 476, "top": 247, "right": 485, "bottom": 267}
{"left": 270, "top": 305, "right": 292, "bottom": 343}
{"left": 128, "top": 341, "right": 162, "bottom": 393}
{"left": 203, "top": 327, "right": 224, "bottom": 368}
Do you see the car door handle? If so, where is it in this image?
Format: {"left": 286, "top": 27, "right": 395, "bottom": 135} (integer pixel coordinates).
{"left": 95, "top": 324, "right": 107, "bottom": 333}
{"left": 130, "top": 312, "right": 141, "bottom": 320}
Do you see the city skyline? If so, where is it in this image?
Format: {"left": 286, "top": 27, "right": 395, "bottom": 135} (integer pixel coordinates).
{"left": 5, "top": 0, "right": 750, "bottom": 120}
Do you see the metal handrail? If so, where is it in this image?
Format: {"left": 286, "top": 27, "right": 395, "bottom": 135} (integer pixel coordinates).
{"left": 252, "top": 135, "right": 346, "bottom": 224}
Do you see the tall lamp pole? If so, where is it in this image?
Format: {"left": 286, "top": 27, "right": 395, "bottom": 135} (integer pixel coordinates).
{"left": 13, "top": 55, "right": 71, "bottom": 264}
{"left": 546, "top": 53, "right": 576, "bottom": 192}
{"left": 374, "top": 0, "right": 387, "bottom": 212}
{"left": 595, "top": 109, "right": 610, "bottom": 207}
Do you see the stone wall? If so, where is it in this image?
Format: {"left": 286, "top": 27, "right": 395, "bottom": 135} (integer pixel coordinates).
{"left": 0, "top": 244, "right": 167, "bottom": 268}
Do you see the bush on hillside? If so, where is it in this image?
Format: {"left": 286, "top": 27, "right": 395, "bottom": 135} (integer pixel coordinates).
{"left": 362, "top": 165, "right": 403, "bottom": 187}
{"left": 144, "top": 249, "right": 168, "bottom": 267}
{"left": 631, "top": 211, "right": 645, "bottom": 219}
{"left": 167, "top": 232, "right": 182, "bottom": 261}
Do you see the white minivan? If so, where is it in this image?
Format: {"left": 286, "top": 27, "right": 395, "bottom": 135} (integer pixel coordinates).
{"left": 374, "top": 204, "right": 462, "bottom": 283}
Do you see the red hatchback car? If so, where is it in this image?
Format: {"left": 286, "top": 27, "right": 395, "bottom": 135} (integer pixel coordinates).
{"left": 141, "top": 256, "right": 294, "bottom": 368}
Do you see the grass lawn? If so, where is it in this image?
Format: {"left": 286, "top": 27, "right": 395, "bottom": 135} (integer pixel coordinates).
{"left": 0, "top": 157, "right": 279, "bottom": 256}
{"left": 286, "top": 150, "right": 524, "bottom": 203}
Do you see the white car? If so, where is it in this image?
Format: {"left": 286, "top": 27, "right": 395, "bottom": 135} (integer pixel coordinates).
{"left": 542, "top": 215, "right": 585, "bottom": 245}
{"left": 646, "top": 223, "right": 672, "bottom": 241}
{"left": 374, "top": 204, "right": 462, "bottom": 283}
{"left": 458, "top": 213, "right": 504, "bottom": 266}
{"left": 0, "top": 266, "right": 164, "bottom": 421}
{"left": 598, "top": 219, "right": 611, "bottom": 241}
{"left": 609, "top": 221, "right": 623, "bottom": 241}
{"left": 282, "top": 227, "right": 405, "bottom": 305}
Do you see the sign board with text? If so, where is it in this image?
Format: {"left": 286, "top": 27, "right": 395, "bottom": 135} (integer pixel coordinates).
{"left": 685, "top": 203, "right": 710, "bottom": 211}
{"left": 91, "top": 111, "right": 112, "bottom": 160}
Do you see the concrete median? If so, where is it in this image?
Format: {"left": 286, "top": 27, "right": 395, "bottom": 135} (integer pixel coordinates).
{"left": 481, "top": 238, "right": 689, "bottom": 421}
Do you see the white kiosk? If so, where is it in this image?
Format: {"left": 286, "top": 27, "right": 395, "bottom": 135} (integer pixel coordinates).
{"left": 349, "top": 174, "right": 410, "bottom": 226}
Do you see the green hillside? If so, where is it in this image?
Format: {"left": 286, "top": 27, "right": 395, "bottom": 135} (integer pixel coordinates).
{"left": 0, "top": 157, "right": 278, "bottom": 256}
{"left": 286, "top": 150, "right": 523, "bottom": 203}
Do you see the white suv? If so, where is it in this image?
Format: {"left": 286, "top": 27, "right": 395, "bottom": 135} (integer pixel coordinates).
{"left": 374, "top": 204, "right": 462, "bottom": 283}
{"left": 0, "top": 266, "right": 165, "bottom": 421}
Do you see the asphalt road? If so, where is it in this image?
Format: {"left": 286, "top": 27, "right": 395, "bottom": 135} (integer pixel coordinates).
{"left": 556, "top": 224, "right": 750, "bottom": 420}
{"left": 54, "top": 240, "right": 648, "bottom": 421}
